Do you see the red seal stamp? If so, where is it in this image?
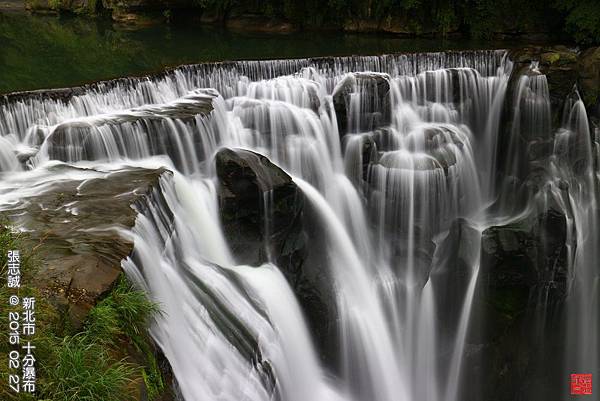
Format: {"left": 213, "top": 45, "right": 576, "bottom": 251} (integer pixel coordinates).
{"left": 571, "top": 374, "right": 592, "bottom": 395}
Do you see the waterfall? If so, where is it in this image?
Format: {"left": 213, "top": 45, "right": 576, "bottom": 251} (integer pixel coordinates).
{"left": 121, "top": 173, "right": 342, "bottom": 401}
{"left": 555, "top": 95, "right": 599, "bottom": 392}
{"left": 0, "top": 49, "right": 597, "bottom": 401}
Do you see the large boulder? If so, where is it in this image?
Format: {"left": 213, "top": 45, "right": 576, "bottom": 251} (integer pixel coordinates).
{"left": 215, "top": 148, "right": 338, "bottom": 364}
{"left": 216, "top": 148, "right": 304, "bottom": 268}
{"left": 480, "top": 208, "right": 568, "bottom": 315}
{"left": 333, "top": 73, "right": 391, "bottom": 136}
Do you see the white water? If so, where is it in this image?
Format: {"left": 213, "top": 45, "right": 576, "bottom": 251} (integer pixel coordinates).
{"left": 121, "top": 173, "right": 341, "bottom": 401}
{"left": 0, "top": 50, "right": 597, "bottom": 401}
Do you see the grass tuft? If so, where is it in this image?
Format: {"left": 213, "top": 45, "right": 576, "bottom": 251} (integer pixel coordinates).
{"left": 40, "top": 335, "right": 137, "bottom": 401}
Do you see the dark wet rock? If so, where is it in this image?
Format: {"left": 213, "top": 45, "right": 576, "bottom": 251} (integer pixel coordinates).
{"left": 0, "top": 0, "right": 26, "bottom": 12}
{"left": 342, "top": 18, "right": 381, "bottom": 34}
{"left": 343, "top": 12, "right": 458, "bottom": 36}
{"left": 23, "top": 0, "right": 59, "bottom": 14}
{"left": 360, "top": 135, "right": 377, "bottom": 182}
{"left": 527, "top": 138, "right": 554, "bottom": 161}
{"left": 382, "top": 13, "right": 449, "bottom": 35}
{"left": 480, "top": 208, "right": 569, "bottom": 314}
{"left": 0, "top": 166, "right": 170, "bottom": 328}
{"left": 481, "top": 223, "right": 538, "bottom": 318}
{"left": 333, "top": 73, "right": 391, "bottom": 136}
{"left": 216, "top": 147, "right": 302, "bottom": 267}
{"left": 110, "top": 11, "right": 166, "bottom": 28}
{"left": 215, "top": 147, "right": 338, "bottom": 366}
{"left": 101, "top": 0, "right": 192, "bottom": 11}
{"left": 456, "top": 208, "right": 570, "bottom": 401}
{"left": 100, "top": 0, "right": 200, "bottom": 26}
{"left": 371, "top": 127, "right": 397, "bottom": 152}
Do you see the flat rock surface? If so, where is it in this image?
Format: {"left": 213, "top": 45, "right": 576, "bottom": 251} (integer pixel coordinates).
{"left": 0, "top": 164, "right": 169, "bottom": 324}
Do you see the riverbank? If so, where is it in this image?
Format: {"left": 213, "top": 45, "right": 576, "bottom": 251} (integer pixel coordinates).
{"left": 19, "top": 0, "right": 600, "bottom": 44}
{"left": 0, "top": 11, "right": 555, "bottom": 94}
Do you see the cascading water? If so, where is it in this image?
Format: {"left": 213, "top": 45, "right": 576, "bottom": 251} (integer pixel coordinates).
{"left": 0, "top": 49, "right": 597, "bottom": 401}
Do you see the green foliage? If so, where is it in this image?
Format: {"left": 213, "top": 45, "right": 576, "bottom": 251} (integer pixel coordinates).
{"left": 47, "top": 0, "right": 62, "bottom": 10}
{"left": 401, "top": 0, "right": 422, "bottom": 10}
{"left": 39, "top": 335, "right": 137, "bottom": 401}
{"left": 84, "top": 276, "right": 165, "bottom": 399}
{"left": 555, "top": 0, "right": 600, "bottom": 44}
{"left": 434, "top": 2, "right": 457, "bottom": 36}
{"left": 11, "top": 0, "right": 600, "bottom": 45}
{"left": 86, "top": 277, "right": 160, "bottom": 342}
{"left": 15, "top": 0, "right": 600, "bottom": 44}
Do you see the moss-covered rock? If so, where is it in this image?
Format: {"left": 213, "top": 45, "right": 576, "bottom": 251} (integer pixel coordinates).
{"left": 510, "top": 46, "right": 599, "bottom": 114}
{"left": 509, "top": 46, "right": 580, "bottom": 127}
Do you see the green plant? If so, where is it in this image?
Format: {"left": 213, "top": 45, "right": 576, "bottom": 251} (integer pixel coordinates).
{"left": 39, "top": 335, "right": 137, "bottom": 401}
{"left": 554, "top": 0, "right": 600, "bottom": 44}
{"left": 86, "top": 276, "right": 160, "bottom": 341}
